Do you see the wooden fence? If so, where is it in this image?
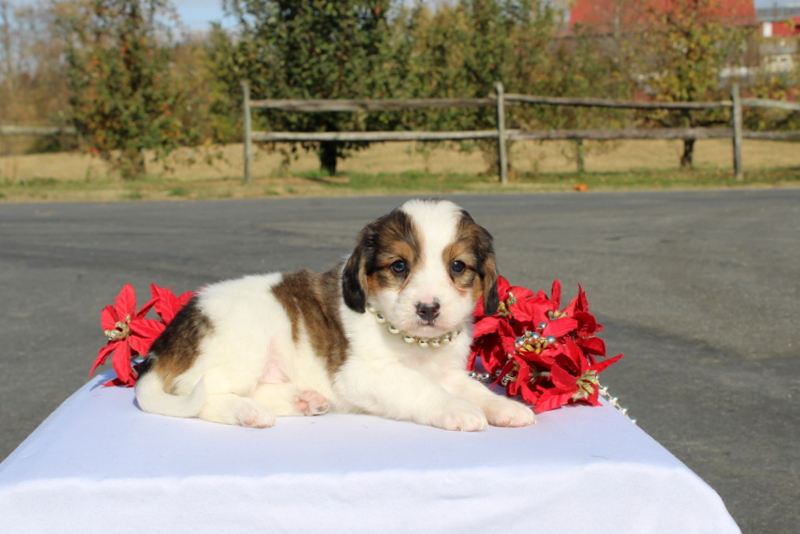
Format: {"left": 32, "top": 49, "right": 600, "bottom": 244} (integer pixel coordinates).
{"left": 242, "top": 81, "right": 800, "bottom": 184}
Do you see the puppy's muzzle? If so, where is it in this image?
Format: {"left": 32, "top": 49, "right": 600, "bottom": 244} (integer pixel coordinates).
{"left": 416, "top": 301, "right": 440, "bottom": 323}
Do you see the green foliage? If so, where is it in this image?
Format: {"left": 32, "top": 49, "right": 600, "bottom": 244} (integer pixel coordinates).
{"left": 59, "top": 0, "right": 199, "bottom": 179}
{"left": 198, "top": 24, "right": 244, "bottom": 144}
{"left": 223, "top": 0, "right": 395, "bottom": 174}
{"left": 744, "top": 74, "right": 800, "bottom": 132}
{"left": 373, "top": 0, "right": 563, "bottom": 170}
{"left": 218, "top": 0, "right": 612, "bottom": 174}
{"left": 627, "top": 0, "right": 751, "bottom": 167}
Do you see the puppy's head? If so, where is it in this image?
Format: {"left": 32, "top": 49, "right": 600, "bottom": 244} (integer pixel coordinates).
{"left": 343, "top": 199, "right": 498, "bottom": 337}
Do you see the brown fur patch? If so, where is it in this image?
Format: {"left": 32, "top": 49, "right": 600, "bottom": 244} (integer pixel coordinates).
{"left": 271, "top": 268, "right": 350, "bottom": 374}
{"left": 444, "top": 210, "right": 499, "bottom": 313}
{"left": 145, "top": 297, "right": 213, "bottom": 392}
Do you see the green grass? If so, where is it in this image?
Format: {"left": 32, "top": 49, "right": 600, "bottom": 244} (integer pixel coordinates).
{"left": 1, "top": 167, "right": 798, "bottom": 203}
{"left": 167, "top": 186, "right": 191, "bottom": 197}
{"left": 294, "top": 167, "right": 800, "bottom": 192}
{"left": 320, "top": 170, "right": 489, "bottom": 191}
{"left": 511, "top": 167, "right": 800, "bottom": 190}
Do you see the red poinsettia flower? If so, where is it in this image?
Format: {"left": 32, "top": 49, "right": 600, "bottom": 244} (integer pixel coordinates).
{"left": 90, "top": 284, "right": 193, "bottom": 387}
{"left": 535, "top": 338, "right": 623, "bottom": 413}
{"left": 469, "top": 276, "right": 622, "bottom": 413}
{"left": 90, "top": 284, "right": 157, "bottom": 387}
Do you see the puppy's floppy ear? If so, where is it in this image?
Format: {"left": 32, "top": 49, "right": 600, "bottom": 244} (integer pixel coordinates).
{"left": 461, "top": 209, "right": 499, "bottom": 316}
{"left": 342, "top": 226, "right": 374, "bottom": 313}
{"left": 481, "top": 251, "right": 499, "bottom": 316}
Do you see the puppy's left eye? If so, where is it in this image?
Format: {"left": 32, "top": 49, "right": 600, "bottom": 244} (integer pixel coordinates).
{"left": 450, "top": 260, "right": 467, "bottom": 274}
{"left": 390, "top": 260, "right": 407, "bottom": 274}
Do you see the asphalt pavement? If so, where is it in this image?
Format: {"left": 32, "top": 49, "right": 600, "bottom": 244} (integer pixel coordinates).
{"left": 1, "top": 190, "right": 798, "bottom": 533}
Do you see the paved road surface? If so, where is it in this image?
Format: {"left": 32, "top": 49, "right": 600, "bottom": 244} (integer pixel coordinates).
{"left": 1, "top": 191, "right": 798, "bottom": 533}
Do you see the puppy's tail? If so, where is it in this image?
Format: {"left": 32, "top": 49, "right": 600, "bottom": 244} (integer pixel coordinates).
{"left": 135, "top": 369, "right": 205, "bottom": 419}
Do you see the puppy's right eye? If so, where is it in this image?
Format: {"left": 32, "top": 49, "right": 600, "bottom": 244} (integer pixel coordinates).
{"left": 390, "top": 260, "right": 407, "bottom": 274}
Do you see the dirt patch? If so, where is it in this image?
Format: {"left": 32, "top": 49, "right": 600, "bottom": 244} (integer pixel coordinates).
{"left": 2, "top": 139, "right": 798, "bottom": 184}
{"left": 0, "top": 139, "right": 797, "bottom": 203}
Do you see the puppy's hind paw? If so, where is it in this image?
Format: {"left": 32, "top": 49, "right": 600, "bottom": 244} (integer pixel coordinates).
{"left": 294, "top": 390, "right": 330, "bottom": 416}
{"left": 236, "top": 398, "right": 276, "bottom": 428}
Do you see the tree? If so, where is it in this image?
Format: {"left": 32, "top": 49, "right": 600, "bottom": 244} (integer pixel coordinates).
{"left": 223, "top": 0, "right": 394, "bottom": 175}
{"left": 391, "top": 0, "right": 558, "bottom": 172}
{"left": 59, "top": 0, "right": 197, "bottom": 179}
{"left": 631, "top": 0, "right": 750, "bottom": 168}
{"left": 0, "top": 1, "right": 72, "bottom": 153}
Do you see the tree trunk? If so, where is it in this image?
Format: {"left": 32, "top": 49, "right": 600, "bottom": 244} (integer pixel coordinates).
{"left": 319, "top": 142, "right": 338, "bottom": 175}
{"left": 680, "top": 138, "right": 695, "bottom": 169}
{"left": 120, "top": 147, "right": 146, "bottom": 180}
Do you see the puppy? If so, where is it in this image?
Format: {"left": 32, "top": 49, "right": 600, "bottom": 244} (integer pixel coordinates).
{"left": 135, "top": 199, "right": 535, "bottom": 431}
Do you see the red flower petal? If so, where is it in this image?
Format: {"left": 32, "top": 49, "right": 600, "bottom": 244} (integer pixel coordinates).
{"left": 473, "top": 316, "right": 501, "bottom": 338}
{"left": 584, "top": 387, "right": 602, "bottom": 406}
{"left": 551, "top": 280, "right": 562, "bottom": 308}
{"left": 542, "top": 316, "right": 578, "bottom": 338}
{"left": 563, "top": 284, "right": 589, "bottom": 316}
{"left": 101, "top": 376, "right": 127, "bottom": 387}
{"left": 577, "top": 336, "right": 607, "bottom": 357}
{"left": 507, "top": 284, "right": 535, "bottom": 302}
{"left": 129, "top": 319, "right": 166, "bottom": 355}
{"left": 509, "top": 299, "right": 538, "bottom": 323}
{"left": 110, "top": 342, "right": 136, "bottom": 387}
{"left": 556, "top": 338, "right": 586, "bottom": 373}
{"left": 496, "top": 276, "right": 512, "bottom": 300}
{"left": 534, "top": 389, "right": 575, "bottom": 413}
{"left": 150, "top": 284, "right": 181, "bottom": 323}
{"left": 90, "top": 343, "right": 117, "bottom": 377}
{"left": 549, "top": 361, "right": 578, "bottom": 389}
{"left": 519, "top": 385, "right": 542, "bottom": 405}
{"left": 100, "top": 305, "right": 119, "bottom": 331}
{"left": 589, "top": 353, "right": 623, "bottom": 374}
{"left": 114, "top": 284, "right": 137, "bottom": 318}
{"left": 573, "top": 311, "right": 598, "bottom": 337}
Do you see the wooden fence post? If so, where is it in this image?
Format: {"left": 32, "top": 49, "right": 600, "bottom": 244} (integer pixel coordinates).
{"left": 242, "top": 81, "right": 253, "bottom": 185}
{"left": 576, "top": 139, "right": 585, "bottom": 173}
{"left": 495, "top": 82, "right": 508, "bottom": 184}
{"left": 731, "top": 83, "right": 743, "bottom": 181}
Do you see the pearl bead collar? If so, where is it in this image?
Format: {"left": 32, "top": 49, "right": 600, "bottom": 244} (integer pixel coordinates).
{"left": 365, "top": 303, "right": 461, "bottom": 349}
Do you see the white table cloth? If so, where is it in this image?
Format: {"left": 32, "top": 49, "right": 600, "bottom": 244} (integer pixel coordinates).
{"left": 0, "top": 372, "right": 739, "bottom": 534}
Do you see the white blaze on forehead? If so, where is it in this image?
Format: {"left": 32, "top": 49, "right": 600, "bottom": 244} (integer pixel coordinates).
{"left": 399, "top": 199, "right": 462, "bottom": 309}
{"left": 399, "top": 199, "right": 461, "bottom": 255}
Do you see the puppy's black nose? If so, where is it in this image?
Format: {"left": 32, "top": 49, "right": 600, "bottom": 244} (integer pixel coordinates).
{"left": 416, "top": 301, "right": 440, "bottom": 322}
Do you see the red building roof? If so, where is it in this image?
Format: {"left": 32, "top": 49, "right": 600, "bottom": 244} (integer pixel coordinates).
{"left": 569, "top": 0, "right": 757, "bottom": 32}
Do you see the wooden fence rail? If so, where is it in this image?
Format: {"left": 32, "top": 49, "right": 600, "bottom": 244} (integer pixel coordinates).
{"left": 243, "top": 81, "right": 799, "bottom": 185}
{"left": 0, "top": 125, "right": 77, "bottom": 136}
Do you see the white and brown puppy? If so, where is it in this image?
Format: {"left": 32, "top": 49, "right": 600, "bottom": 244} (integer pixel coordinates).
{"left": 135, "top": 199, "right": 535, "bottom": 431}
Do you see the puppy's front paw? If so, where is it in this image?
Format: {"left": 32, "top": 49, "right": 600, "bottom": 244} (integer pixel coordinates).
{"left": 483, "top": 397, "right": 536, "bottom": 427}
{"left": 432, "top": 398, "right": 488, "bottom": 432}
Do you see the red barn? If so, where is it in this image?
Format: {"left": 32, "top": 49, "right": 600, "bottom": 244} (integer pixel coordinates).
{"left": 569, "top": 0, "right": 757, "bottom": 33}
